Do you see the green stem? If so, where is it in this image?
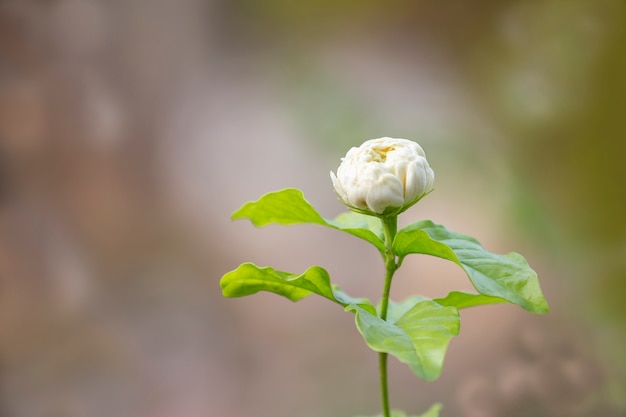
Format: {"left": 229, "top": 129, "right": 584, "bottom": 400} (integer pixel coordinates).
{"left": 379, "top": 352, "right": 391, "bottom": 417}
{"left": 379, "top": 215, "right": 398, "bottom": 417}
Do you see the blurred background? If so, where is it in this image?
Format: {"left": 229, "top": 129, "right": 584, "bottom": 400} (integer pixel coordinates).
{"left": 0, "top": 0, "right": 625, "bottom": 416}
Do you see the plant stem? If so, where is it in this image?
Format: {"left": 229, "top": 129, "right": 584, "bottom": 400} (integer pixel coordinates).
{"left": 379, "top": 215, "right": 398, "bottom": 417}
{"left": 379, "top": 352, "right": 391, "bottom": 417}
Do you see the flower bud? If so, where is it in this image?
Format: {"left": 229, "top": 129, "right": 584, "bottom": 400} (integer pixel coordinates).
{"left": 330, "top": 137, "right": 435, "bottom": 215}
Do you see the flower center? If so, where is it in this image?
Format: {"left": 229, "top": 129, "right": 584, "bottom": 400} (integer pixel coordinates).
{"left": 370, "top": 146, "right": 395, "bottom": 163}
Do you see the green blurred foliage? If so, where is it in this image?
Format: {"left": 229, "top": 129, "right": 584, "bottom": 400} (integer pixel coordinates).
{"left": 2, "top": 1, "right": 625, "bottom": 416}
{"left": 469, "top": 0, "right": 626, "bottom": 320}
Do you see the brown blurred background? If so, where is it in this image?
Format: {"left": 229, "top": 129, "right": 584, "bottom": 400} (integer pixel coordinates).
{"left": 0, "top": 1, "right": 625, "bottom": 416}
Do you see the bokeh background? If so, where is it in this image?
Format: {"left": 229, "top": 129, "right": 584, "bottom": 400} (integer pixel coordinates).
{"left": 1, "top": 1, "right": 625, "bottom": 416}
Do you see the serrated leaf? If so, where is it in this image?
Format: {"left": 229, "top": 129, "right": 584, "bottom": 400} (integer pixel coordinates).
{"left": 220, "top": 263, "right": 374, "bottom": 312}
{"left": 347, "top": 298, "right": 460, "bottom": 381}
{"left": 394, "top": 220, "right": 549, "bottom": 314}
{"left": 434, "top": 291, "right": 507, "bottom": 309}
{"left": 231, "top": 188, "right": 386, "bottom": 253}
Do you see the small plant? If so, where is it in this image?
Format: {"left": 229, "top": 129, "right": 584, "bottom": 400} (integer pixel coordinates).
{"left": 220, "top": 137, "right": 548, "bottom": 417}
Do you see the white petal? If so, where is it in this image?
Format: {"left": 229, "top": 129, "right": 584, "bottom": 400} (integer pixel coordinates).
{"left": 366, "top": 174, "right": 404, "bottom": 213}
{"left": 404, "top": 160, "right": 422, "bottom": 200}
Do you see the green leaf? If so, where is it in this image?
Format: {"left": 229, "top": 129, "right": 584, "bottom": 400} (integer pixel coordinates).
{"left": 417, "top": 403, "right": 442, "bottom": 417}
{"left": 231, "top": 188, "right": 386, "bottom": 253}
{"left": 328, "top": 210, "right": 384, "bottom": 241}
{"left": 220, "top": 263, "right": 375, "bottom": 312}
{"left": 221, "top": 263, "right": 333, "bottom": 302}
{"left": 333, "top": 286, "right": 376, "bottom": 314}
{"left": 434, "top": 291, "right": 507, "bottom": 310}
{"left": 232, "top": 188, "right": 326, "bottom": 226}
{"left": 347, "top": 298, "right": 460, "bottom": 381}
{"left": 394, "top": 220, "right": 549, "bottom": 314}
{"left": 380, "top": 295, "right": 429, "bottom": 322}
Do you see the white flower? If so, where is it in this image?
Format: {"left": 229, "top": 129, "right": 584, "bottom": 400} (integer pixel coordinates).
{"left": 330, "top": 137, "right": 435, "bottom": 215}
